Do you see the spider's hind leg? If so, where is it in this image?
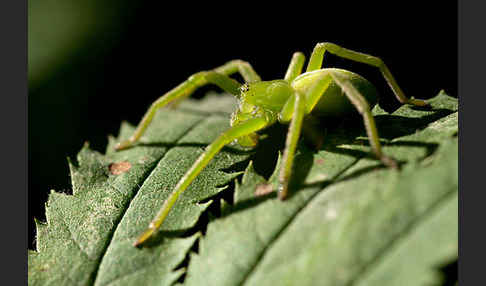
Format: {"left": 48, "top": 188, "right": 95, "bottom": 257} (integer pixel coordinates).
{"left": 306, "top": 42, "right": 428, "bottom": 107}
{"left": 330, "top": 72, "right": 398, "bottom": 169}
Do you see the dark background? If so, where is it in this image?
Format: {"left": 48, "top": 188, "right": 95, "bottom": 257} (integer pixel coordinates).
{"left": 29, "top": 1, "right": 457, "bottom": 249}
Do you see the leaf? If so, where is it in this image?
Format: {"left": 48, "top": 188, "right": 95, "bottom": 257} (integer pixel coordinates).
{"left": 28, "top": 94, "right": 249, "bottom": 285}
{"left": 29, "top": 92, "right": 458, "bottom": 286}
{"left": 184, "top": 92, "right": 458, "bottom": 286}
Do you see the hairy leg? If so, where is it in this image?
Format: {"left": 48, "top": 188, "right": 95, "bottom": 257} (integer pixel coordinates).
{"left": 134, "top": 116, "right": 270, "bottom": 246}
{"left": 284, "top": 52, "right": 306, "bottom": 82}
{"left": 306, "top": 42, "right": 428, "bottom": 107}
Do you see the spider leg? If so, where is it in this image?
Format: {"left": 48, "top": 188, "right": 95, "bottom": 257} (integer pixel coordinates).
{"left": 277, "top": 69, "right": 398, "bottom": 200}
{"left": 306, "top": 42, "right": 428, "bottom": 107}
{"left": 277, "top": 91, "right": 307, "bottom": 200}
{"left": 116, "top": 60, "right": 261, "bottom": 150}
{"left": 168, "top": 59, "right": 260, "bottom": 109}
{"left": 133, "top": 116, "right": 270, "bottom": 246}
{"left": 117, "top": 69, "right": 250, "bottom": 151}
{"left": 330, "top": 72, "right": 398, "bottom": 168}
{"left": 277, "top": 72, "right": 335, "bottom": 199}
{"left": 284, "top": 52, "right": 306, "bottom": 82}
{"left": 215, "top": 59, "right": 261, "bottom": 83}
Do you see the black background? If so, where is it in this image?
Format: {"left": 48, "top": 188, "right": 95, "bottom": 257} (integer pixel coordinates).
{"left": 29, "top": 1, "right": 457, "bottom": 248}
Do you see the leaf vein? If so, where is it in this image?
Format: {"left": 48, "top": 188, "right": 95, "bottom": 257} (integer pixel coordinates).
{"left": 92, "top": 116, "right": 210, "bottom": 286}
{"left": 346, "top": 185, "right": 458, "bottom": 286}
{"left": 59, "top": 210, "right": 94, "bottom": 261}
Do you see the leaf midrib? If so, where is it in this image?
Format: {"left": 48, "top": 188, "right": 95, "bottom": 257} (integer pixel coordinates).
{"left": 91, "top": 114, "right": 221, "bottom": 286}
{"left": 95, "top": 94, "right": 457, "bottom": 286}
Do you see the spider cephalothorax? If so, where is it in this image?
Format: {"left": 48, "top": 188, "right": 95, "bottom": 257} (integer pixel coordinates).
{"left": 115, "top": 42, "right": 428, "bottom": 247}
{"left": 231, "top": 80, "right": 294, "bottom": 146}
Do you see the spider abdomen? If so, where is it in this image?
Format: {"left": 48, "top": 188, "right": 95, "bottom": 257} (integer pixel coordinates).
{"left": 293, "top": 68, "right": 378, "bottom": 118}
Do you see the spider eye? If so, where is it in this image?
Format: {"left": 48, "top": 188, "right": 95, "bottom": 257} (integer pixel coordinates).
{"left": 240, "top": 83, "right": 249, "bottom": 93}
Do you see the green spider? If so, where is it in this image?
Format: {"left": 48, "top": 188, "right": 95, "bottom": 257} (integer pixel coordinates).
{"left": 115, "top": 42, "right": 428, "bottom": 247}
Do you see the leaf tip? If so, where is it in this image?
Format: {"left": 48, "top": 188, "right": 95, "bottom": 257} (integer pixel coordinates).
{"left": 241, "top": 160, "right": 255, "bottom": 184}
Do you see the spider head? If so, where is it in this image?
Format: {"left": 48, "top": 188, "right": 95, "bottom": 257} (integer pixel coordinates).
{"left": 230, "top": 103, "right": 261, "bottom": 147}
{"left": 230, "top": 80, "right": 290, "bottom": 148}
{"left": 230, "top": 100, "right": 278, "bottom": 148}
{"left": 238, "top": 80, "right": 293, "bottom": 111}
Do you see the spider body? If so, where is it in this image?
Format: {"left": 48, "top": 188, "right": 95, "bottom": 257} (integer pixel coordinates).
{"left": 115, "top": 42, "right": 428, "bottom": 247}
{"left": 292, "top": 68, "right": 378, "bottom": 117}
{"left": 231, "top": 68, "right": 377, "bottom": 148}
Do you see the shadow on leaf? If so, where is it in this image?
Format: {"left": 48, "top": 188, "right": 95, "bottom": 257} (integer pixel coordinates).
{"left": 138, "top": 105, "right": 453, "bottom": 248}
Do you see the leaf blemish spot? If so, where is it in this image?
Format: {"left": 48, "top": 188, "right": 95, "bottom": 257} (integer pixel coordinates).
{"left": 40, "top": 264, "right": 49, "bottom": 272}
{"left": 255, "top": 183, "right": 274, "bottom": 196}
{"left": 109, "top": 161, "right": 132, "bottom": 175}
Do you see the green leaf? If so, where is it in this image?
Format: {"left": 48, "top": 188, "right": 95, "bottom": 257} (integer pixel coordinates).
{"left": 29, "top": 92, "right": 457, "bottom": 285}
{"left": 184, "top": 92, "right": 458, "bottom": 286}
{"left": 29, "top": 95, "right": 248, "bottom": 285}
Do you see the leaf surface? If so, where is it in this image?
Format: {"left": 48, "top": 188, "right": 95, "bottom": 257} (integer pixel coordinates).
{"left": 29, "top": 92, "right": 458, "bottom": 286}
{"left": 184, "top": 92, "right": 458, "bottom": 286}
{"left": 29, "top": 95, "right": 247, "bottom": 285}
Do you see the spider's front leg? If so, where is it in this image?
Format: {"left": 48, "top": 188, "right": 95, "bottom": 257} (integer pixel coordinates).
{"left": 277, "top": 91, "right": 307, "bottom": 200}
{"left": 133, "top": 117, "right": 270, "bottom": 247}
{"left": 115, "top": 60, "right": 260, "bottom": 150}
{"left": 306, "top": 42, "right": 428, "bottom": 107}
{"left": 276, "top": 70, "right": 335, "bottom": 200}
{"left": 284, "top": 52, "right": 306, "bottom": 82}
